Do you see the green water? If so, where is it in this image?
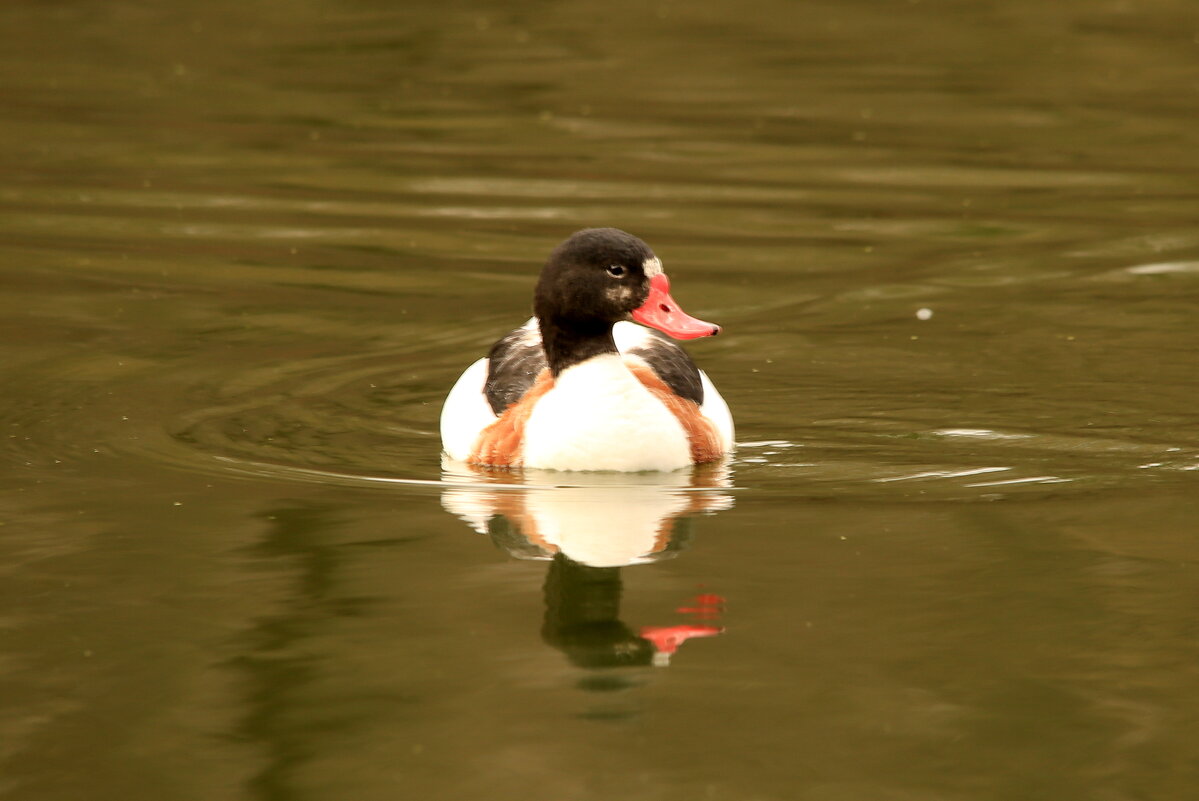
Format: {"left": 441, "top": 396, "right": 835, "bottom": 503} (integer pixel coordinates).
{"left": 3, "top": 1, "right": 1198, "bottom": 799}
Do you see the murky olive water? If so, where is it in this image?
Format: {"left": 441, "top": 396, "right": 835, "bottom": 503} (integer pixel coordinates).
{"left": 4, "top": 1, "right": 1199, "bottom": 799}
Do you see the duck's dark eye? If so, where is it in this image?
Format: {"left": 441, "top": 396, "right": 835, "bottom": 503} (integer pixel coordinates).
{"left": 606, "top": 264, "right": 626, "bottom": 278}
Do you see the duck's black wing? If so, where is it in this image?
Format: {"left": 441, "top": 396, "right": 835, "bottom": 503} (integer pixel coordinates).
{"left": 484, "top": 323, "right": 547, "bottom": 415}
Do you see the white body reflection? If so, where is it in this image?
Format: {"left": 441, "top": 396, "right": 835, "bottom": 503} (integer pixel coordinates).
{"left": 440, "top": 458, "right": 734, "bottom": 567}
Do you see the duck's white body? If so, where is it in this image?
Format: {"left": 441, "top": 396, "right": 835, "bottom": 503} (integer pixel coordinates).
{"left": 440, "top": 320, "right": 733, "bottom": 472}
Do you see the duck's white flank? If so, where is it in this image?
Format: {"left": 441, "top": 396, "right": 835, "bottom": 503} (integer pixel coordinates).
{"left": 698, "top": 370, "right": 735, "bottom": 452}
{"left": 439, "top": 357, "right": 495, "bottom": 462}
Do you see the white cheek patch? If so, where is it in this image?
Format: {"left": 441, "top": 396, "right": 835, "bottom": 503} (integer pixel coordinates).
{"left": 642, "top": 256, "right": 663, "bottom": 277}
{"left": 606, "top": 285, "right": 634, "bottom": 305}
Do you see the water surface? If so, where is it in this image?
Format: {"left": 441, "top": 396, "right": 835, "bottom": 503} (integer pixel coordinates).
{"left": 3, "top": 1, "right": 1198, "bottom": 799}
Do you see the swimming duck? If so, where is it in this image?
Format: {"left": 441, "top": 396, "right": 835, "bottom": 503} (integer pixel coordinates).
{"left": 440, "top": 228, "right": 733, "bottom": 471}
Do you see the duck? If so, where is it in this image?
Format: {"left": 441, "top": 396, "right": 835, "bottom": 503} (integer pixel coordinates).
{"left": 440, "top": 228, "right": 734, "bottom": 471}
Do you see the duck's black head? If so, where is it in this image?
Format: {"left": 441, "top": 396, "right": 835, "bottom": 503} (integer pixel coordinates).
{"left": 533, "top": 228, "right": 720, "bottom": 375}
{"left": 534, "top": 228, "right": 659, "bottom": 331}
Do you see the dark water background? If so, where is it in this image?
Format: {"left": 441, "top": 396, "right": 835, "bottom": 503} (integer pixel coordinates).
{"left": 3, "top": 1, "right": 1198, "bottom": 799}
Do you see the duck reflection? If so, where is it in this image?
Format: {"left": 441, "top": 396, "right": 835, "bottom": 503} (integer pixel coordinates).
{"left": 441, "top": 461, "right": 734, "bottom": 565}
{"left": 542, "top": 555, "right": 726, "bottom": 669}
{"left": 441, "top": 462, "right": 734, "bottom": 668}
